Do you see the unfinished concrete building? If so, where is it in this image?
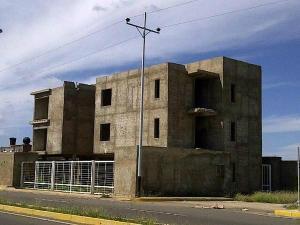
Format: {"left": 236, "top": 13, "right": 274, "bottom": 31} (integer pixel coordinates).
{"left": 30, "top": 81, "right": 95, "bottom": 158}
{"left": 30, "top": 56, "right": 262, "bottom": 197}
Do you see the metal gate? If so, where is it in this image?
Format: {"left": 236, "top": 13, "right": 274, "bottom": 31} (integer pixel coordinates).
{"left": 262, "top": 164, "right": 271, "bottom": 191}
{"left": 21, "top": 161, "right": 114, "bottom": 195}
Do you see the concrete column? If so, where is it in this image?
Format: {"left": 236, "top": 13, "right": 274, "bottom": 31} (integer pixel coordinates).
{"left": 20, "top": 162, "right": 24, "bottom": 188}
{"left": 51, "top": 161, "right": 55, "bottom": 191}
{"left": 90, "top": 160, "right": 95, "bottom": 194}
{"left": 70, "top": 161, "right": 73, "bottom": 192}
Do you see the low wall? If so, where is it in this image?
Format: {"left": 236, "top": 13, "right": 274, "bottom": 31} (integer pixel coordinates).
{"left": 141, "top": 147, "right": 231, "bottom": 196}
{"left": 0, "top": 152, "right": 38, "bottom": 187}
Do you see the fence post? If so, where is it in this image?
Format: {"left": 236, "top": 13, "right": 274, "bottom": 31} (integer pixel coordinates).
{"left": 90, "top": 160, "right": 95, "bottom": 194}
{"left": 20, "top": 162, "right": 24, "bottom": 188}
{"left": 51, "top": 161, "right": 55, "bottom": 191}
{"left": 70, "top": 161, "right": 73, "bottom": 193}
{"left": 34, "top": 162, "right": 38, "bottom": 189}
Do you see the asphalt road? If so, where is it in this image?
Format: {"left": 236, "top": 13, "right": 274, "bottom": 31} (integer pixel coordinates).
{"left": 0, "top": 190, "right": 298, "bottom": 225}
{"left": 0, "top": 211, "right": 75, "bottom": 225}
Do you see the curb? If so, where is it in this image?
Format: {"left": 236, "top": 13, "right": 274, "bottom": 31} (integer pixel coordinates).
{"left": 0, "top": 204, "right": 138, "bottom": 225}
{"left": 135, "top": 197, "right": 233, "bottom": 202}
{"left": 274, "top": 209, "right": 300, "bottom": 218}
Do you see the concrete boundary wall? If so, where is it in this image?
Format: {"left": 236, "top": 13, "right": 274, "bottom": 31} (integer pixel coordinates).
{"left": 141, "top": 147, "right": 231, "bottom": 196}
{"left": 0, "top": 152, "right": 38, "bottom": 187}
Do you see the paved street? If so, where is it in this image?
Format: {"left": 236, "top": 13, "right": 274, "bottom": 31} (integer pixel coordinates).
{"left": 0, "top": 189, "right": 298, "bottom": 225}
{"left": 0, "top": 211, "right": 75, "bottom": 225}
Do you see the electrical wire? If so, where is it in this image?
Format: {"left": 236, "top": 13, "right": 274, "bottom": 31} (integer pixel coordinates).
{"left": 0, "top": 0, "right": 202, "bottom": 74}
{"left": 161, "top": 0, "right": 292, "bottom": 28}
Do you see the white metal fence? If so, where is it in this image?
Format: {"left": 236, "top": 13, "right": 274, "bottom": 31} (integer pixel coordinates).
{"left": 21, "top": 160, "right": 114, "bottom": 195}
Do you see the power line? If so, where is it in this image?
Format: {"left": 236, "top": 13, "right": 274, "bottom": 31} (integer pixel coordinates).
{"left": 0, "top": 20, "right": 123, "bottom": 74}
{"left": 0, "top": 36, "right": 138, "bottom": 90}
{"left": 0, "top": 0, "right": 293, "bottom": 81}
{"left": 131, "top": 0, "right": 201, "bottom": 18}
{"left": 162, "top": 0, "right": 292, "bottom": 28}
{"left": 0, "top": 0, "right": 202, "bottom": 74}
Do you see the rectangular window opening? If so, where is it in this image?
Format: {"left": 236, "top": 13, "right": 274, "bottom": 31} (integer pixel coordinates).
{"left": 100, "top": 123, "right": 110, "bottom": 141}
{"left": 101, "top": 89, "right": 112, "bottom": 106}
{"left": 154, "top": 118, "right": 160, "bottom": 138}
{"left": 155, "top": 79, "right": 160, "bottom": 99}
{"left": 232, "top": 163, "right": 236, "bottom": 182}
{"left": 216, "top": 165, "right": 225, "bottom": 178}
{"left": 230, "top": 121, "right": 236, "bottom": 142}
{"left": 231, "top": 84, "right": 236, "bottom": 103}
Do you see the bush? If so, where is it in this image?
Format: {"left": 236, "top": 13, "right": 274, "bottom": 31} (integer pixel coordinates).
{"left": 234, "top": 191, "right": 298, "bottom": 204}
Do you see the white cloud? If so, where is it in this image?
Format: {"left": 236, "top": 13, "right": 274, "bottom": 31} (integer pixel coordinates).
{"left": 263, "top": 115, "right": 300, "bottom": 133}
{"left": 264, "top": 143, "right": 300, "bottom": 160}
{"left": 263, "top": 82, "right": 300, "bottom": 90}
{"left": 0, "top": 0, "right": 299, "bottom": 145}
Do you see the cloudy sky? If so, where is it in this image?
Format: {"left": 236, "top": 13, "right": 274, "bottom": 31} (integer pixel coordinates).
{"left": 0, "top": 0, "right": 299, "bottom": 159}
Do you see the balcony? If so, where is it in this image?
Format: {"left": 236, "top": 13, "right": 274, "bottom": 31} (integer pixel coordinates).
{"left": 188, "top": 107, "right": 217, "bottom": 117}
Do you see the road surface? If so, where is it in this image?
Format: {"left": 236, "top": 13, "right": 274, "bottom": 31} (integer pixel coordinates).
{"left": 0, "top": 211, "right": 75, "bottom": 225}
{"left": 0, "top": 190, "right": 298, "bottom": 225}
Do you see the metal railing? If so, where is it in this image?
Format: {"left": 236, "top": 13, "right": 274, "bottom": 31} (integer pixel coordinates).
{"left": 21, "top": 160, "right": 114, "bottom": 195}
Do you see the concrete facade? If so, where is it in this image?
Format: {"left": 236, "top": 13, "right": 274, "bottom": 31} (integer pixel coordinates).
{"left": 30, "top": 81, "right": 95, "bottom": 157}
{"left": 30, "top": 56, "right": 262, "bottom": 197}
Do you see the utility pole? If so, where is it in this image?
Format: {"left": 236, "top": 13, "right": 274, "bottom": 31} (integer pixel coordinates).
{"left": 126, "top": 13, "right": 160, "bottom": 197}
{"left": 297, "top": 146, "right": 300, "bottom": 210}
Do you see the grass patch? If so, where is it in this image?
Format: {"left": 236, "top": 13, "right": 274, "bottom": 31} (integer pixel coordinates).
{"left": 234, "top": 191, "right": 297, "bottom": 204}
{"left": 0, "top": 198, "right": 156, "bottom": 225}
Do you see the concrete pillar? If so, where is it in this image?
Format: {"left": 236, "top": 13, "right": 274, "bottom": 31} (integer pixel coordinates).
{"left": 90, "top": 160, "right": 95, "bottom": 194}
{"left": 51, "top": 161, "right": 55, "bottom": 191}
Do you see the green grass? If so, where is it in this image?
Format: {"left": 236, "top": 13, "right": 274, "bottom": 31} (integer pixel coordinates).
{"left": 234, "top": 191, "right": 298, "bottom": 204}
{"left": 0, "top": 198, "right": 156, "bottom": 225}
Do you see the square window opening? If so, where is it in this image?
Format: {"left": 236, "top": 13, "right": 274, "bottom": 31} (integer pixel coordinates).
{"left": 100, "top": 123, "right": 110, "bottom": 141}
{"left": 101, "top": 89, "right": 112, "bottom": 106}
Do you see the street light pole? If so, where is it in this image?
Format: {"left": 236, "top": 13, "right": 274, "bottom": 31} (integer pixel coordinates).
{"left": 126, "top": 12, "right": 160, "bottom": 197}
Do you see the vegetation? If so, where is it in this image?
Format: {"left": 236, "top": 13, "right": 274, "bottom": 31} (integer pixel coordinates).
{"left": 0, "top": 198, "right": 156, "bottom": 225}
{"left": 234, "top": 191, "right": 298, "bottom": 204}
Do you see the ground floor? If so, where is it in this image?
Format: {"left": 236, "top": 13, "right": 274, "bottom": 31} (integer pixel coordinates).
{"left": 0, "top": 147, "right": 262, "bottom": 198}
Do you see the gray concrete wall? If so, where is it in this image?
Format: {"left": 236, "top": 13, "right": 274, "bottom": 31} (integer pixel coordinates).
{"left": 0, "top": 153, "right": 14, "bottom": 186}
{"left": 280, "top": 161, "right": 297, "bottom": 190}
{"left": 222, "top": 57, "right": 262, "bottom": 193}
{"left": 61, "top": 82, "right": 95, "bottom": 156}
{"left": 0, "top": 152, "right": 38, "bottom": 187}
{"left": 33, "top": 81, "right": 95, "bottom": 156}
{"left": 46, "top": 86, "right": 64, "bottom": 154}
{"left": 141, "top": 147, "right": 231, "bottom": 196}
{"left": 94, "top": 63, "right": 169, "bottom": 154}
